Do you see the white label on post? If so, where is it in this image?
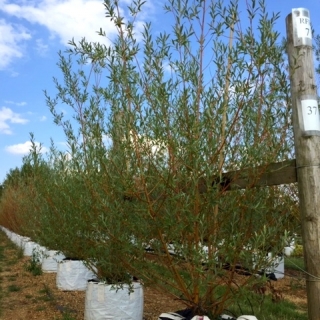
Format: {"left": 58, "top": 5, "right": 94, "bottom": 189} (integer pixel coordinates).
{"left": 296, "top": 17, "right": 311, "bottom": 39}
{"left": 292, "top": 8, "right": 312, "bottom": 46}
{"left": 301, "top": 99, "right": 320, "bottom": 131}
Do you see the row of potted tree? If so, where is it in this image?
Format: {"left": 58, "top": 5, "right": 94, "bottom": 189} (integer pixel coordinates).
{"left": 0, "top": 226, "right": 144, "bottom": 319}
{"left": 0, "top": 0, "right": 301, "bottom": 318}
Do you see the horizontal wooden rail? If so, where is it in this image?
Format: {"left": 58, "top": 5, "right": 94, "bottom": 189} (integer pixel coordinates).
{"left": 211, "top": 159, "right": 297, "bottom": 191}
{"left": 124, "top": 159, "right": 297, "bottom": 200}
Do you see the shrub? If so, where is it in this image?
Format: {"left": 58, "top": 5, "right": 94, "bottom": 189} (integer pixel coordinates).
{"left": 1, "top": 0, "right": 300, "bottom": 317}
{"left": 291, "top": 245, "right": 304, "bottom": 257}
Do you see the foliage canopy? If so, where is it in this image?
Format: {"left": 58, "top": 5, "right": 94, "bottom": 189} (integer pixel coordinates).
{"left": 0, "top": 0, "right": 301, "bottom": 317}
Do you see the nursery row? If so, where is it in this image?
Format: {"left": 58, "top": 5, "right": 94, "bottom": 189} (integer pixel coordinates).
{"left": 1, "top": 226, "right": 144, "bottom": 320}
{"left": 0, "top": 0, "right": 302, "bottom": 317}
{"left": 1, "top": 226, "right": 265, "bottom": 320}
{"left": 0, "top": 160, "right": 298, "bottom": 319}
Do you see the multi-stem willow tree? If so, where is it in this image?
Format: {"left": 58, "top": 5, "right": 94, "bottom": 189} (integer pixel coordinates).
{"left": 33, "top": 0, "right": 300, "bottom": 317}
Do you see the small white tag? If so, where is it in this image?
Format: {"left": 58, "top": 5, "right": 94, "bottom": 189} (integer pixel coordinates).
{"left": 292, "top": 8, "right": 312, "bottom": 46}
{"left": 296, "top": 15, "right": 311, "bottom": 39}
{"left": 301, "top": 99, "right": 320, "bottom": 131}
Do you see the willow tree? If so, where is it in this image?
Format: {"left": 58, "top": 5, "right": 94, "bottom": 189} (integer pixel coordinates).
{"left": 35, "top": 0, "right": 298, "bottom": 317}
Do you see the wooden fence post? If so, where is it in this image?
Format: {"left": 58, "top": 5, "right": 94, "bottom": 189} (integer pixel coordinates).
{"left": 286, "top": 8, "right": 320, "bottom": 319}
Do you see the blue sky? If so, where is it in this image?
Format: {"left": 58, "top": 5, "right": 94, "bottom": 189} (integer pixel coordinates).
{"left": 0, "top": 0, "right": 320, "bottom": 183}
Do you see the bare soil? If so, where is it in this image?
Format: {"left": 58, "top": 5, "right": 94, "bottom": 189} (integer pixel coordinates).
{"left": 0, "top": 232, "right": 307, "bottom": 320}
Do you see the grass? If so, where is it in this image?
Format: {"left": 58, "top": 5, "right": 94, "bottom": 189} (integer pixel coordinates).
{"left": 38, "top": 284, "right": 55, "bottom": 302}
{"left": 0, "top": 231, "right": 75, "bottom": 320}
{"left": 0, "top": 230, "right": 33, "bottom": 317}
{"left": 7, "top": 276, "right": 17, "bottom": 282}
{"left": 0, "top": 245, "right": 5, "bottom": 261}
{"left": 35, "top": 306, "right": 47, "bottom": 312}
{"left": 24, "top": 252, "right": 43, "bottom": 276}
{"left": 4, "top": 243, "right": 23, "bottom": 266}
{"left": 0, "top": 281, "right": 2, "bottom": 316}
{"left": 232, "top": 296, "right": 307, "bottom": 320}
{"left": 217, "top": 287, "right": 307, "bottom": 320}
{"left": 0, "top": 229, "right": 309, "bottom": 320}
{"left": 0, "top": 235, "right": 4, "bottom": 317}
{"left": 58, "top": 312, "right": 77, "bottom": 320}
{"left": 38, "top": 284, "right": 77, "bottom": 319}
{"left": 7, "top": 284, "right": 21, "bottom": 292}
{"left": 213, "top": 285, "right": 307, "bottom": 320}
{"left": 215, "top": 256, "right": 307, "bottom": 320}
{"left": 15, "top": 245, "right": 24, "bottom": 259}
{"left": 285, "top": 256, "right": 305, "bottom": 272}
{"left": 38, "top": 293, "right": 55, "bottom": 302}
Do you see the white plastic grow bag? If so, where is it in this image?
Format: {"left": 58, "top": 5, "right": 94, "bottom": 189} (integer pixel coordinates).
{"left": 14, "top": 235, "right": 25, "bottom": 247}
{"left": 263, "top": 253, "right": 284, "bottom": 279}
{"left": 32, "top": 245, "right": 47, "bottom": 260}
{"left": 8, "top": 231, "right": 19, "bottom": 243}
{"left": 252, "top": 252, "right": 284, "bottom": 280}
{"left": 8, "top": 232, "right": 20, "bottom": 245}
{"left": 284, "top": 238, "right": 295, "bottom": 257}
{"left": 42, "top": 250, "right": 66, "bottom": 273}
{"left": 4, "top": 229, "right": 13, "bottom": 238}
{"left": 56, "top": 260, "right": 95, "bottom": 291}
{"left": 23, "top": 241, "right": 39, "bottom": 257}
{"left": 9, "top": 232, "right": 16, "bottom": 240}
{"left": 284, "top": 246, "right": 295, "bottom": 256}
{"left": 20, "top": 236, "right": 31, "bottom": 249}
{"left": 84, "top": 281, "right": 144, "bottom": 320}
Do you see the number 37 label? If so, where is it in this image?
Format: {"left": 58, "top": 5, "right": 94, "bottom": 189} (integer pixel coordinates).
{"left": 301, "top": 99, "right": 320, "bottom": 131}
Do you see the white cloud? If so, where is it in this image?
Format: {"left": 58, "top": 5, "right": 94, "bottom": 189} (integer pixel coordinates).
{"left": 4, "top": 100, "right": 27, "bottom": 106}
{"left": 102, "top": 134, "right": 112, "bottom": 148}
{"left": 0, "top": 0, "right": 118, "bottom": 46}
{"left": 5, "top": 140, "right": 48, "bottom": 155}
{"left": 35, "top": 38, "right": 49, "bottom": 56}
{"left": 0, "top": 106, "right": 29, "bottom": 134}
{"left": 0, "top": 18, "right": 31, "bottom": 70}
{"left": 9, "top": 70, "right": 19, "bottom": 77}
{"left": 39, "top": 115, "right": 47, "bottom": 121}
{"left": 0, "top": 0, "right": 157, "bottom": 69}
{"left": 163, "top": 61, "right": 177, "bottom": 73}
